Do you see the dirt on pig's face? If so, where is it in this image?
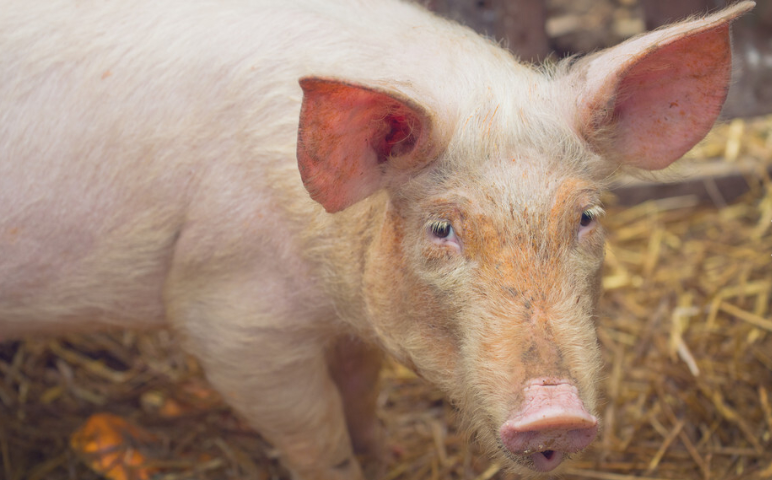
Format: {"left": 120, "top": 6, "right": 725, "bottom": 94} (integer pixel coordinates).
{"left": 362, "top": 132, "right": 607, "bottom": 474}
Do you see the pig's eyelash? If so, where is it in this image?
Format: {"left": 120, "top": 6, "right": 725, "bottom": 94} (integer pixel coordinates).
{"left": 427, "top": 219, "right": 463, "bottom": 253}
{"left": 581, "top": 206, "right": 604, "bottom": 221}
{"left": 429, "top": 220, "right": 454, "bottom": 239}
{"left": 579, "top": 206, "right": 604, "bottom": 229}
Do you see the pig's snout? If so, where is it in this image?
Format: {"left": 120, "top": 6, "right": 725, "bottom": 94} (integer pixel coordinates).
{"left": 500, "top": 380, "right": 598, "bottom": 473}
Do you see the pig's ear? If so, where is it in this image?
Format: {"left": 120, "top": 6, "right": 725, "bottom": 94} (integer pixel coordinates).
{"left": 572, "top": 1, "right": 754, "bottom": 170}
{"left": 297, "top": 78, "right": 435, "bottom": 213}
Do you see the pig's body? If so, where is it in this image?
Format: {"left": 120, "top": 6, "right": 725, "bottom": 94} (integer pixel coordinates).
{"left": 0, "top": 0, "right": 535, "bottom": 333}
{"left": 0, "top": 1, "right": 752, "bottom": 479}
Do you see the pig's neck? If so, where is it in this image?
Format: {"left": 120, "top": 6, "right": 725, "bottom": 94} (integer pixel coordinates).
{"left": 297, "top": 191, "right": 389, "bottom": 342}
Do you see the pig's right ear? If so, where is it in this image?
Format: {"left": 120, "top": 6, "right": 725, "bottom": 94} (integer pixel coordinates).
{"left": 571, "top": 1, "right": 754, "bottom": 171}
{"left": 297, "top": 78, "right": 435, "bottom": 213}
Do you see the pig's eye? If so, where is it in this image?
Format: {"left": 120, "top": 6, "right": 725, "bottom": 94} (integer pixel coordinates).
{"left": 428, "top": 220, "right": 460, "bottom": 250}
{"left": 430, "top": 220, "right": 453, "bottom": 239}
{"left": 578, "top": 206, "right": 603, "bottom": 237}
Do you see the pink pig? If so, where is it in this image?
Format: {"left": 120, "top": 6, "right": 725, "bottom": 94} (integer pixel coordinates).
{"left": 0, "top": 1, "right": 752, "bottom": 478}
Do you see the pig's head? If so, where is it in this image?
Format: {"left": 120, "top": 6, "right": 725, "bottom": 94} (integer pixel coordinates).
{"left": 296, "top": 2, "right": 752, "bottom": 475}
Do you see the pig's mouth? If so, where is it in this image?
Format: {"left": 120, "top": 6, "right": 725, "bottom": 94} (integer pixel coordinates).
{"left": 528, "top": 449, "right": 564, "bottom": 472}
{"left": 499, "top": 443, "right": 570, "bottom": 473}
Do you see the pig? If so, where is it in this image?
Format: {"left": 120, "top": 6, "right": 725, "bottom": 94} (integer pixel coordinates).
{"left": 0, "top": 1, "right": 753, "bottom": 478}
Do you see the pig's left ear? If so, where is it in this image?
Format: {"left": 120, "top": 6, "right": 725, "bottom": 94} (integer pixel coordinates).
{"left": 297, "top": 78, "right": 436, "bottom": 213}
{"left": 572, "top": 1, "right": 754, "bottom": 170}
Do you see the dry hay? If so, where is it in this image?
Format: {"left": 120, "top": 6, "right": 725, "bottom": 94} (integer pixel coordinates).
{"left": 1, "top": 116, "right": 771, "bottom": 480}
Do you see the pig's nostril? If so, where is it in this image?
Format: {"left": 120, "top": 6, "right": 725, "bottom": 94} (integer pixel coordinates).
{"left": 541, "top": 450, "right": 555, "bottom": 460}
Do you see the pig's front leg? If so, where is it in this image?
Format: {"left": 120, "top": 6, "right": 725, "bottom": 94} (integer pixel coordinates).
{"left": 166, "top": 286, "right": 364, "bottom": 480}
{"left": 327, "top": 336, "right": 383, "bottom": 457}
{"left": 191, "top": 330, "right": 362, "bottom": 479}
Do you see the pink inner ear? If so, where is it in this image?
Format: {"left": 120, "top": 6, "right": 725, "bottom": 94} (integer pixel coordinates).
{"left": 297, "top": 78, "right": 428, "bottom": 213}
{"left": 610, "top": 24, "right": 732, "bottom": 170}
{"left": 379, "top": 113, "right": 419, "bottom": 159}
